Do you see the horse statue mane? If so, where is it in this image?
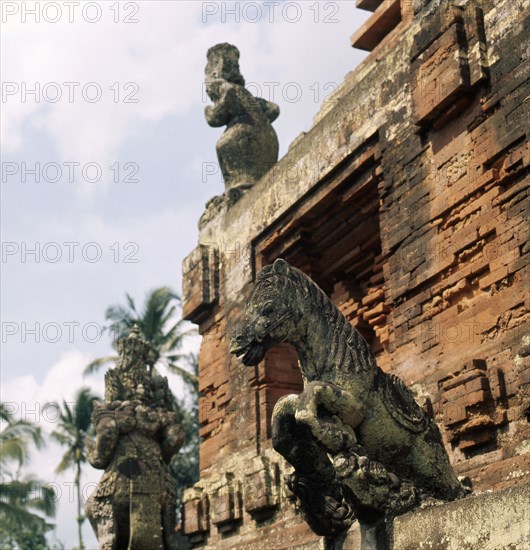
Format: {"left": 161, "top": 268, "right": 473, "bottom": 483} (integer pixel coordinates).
{"left": 231, "top": 259, "right": 469, "bottom": 540}
{"left": 249, "top": 259, "right": 376, "bottom": 377}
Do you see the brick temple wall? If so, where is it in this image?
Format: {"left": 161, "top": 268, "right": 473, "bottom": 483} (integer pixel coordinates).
{"left": 181, "top": 0, "right": 529, "bottom": 548}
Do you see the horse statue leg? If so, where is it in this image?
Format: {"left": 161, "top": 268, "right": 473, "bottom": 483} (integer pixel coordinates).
{"left": 293, "top": 381, "right": 419, "bottom": 520}
{"left": 333, "top": 451, "right": 419, "bottom": 520}
{"left": 295, "top": 381, "right": 365, "bottom": 454}
{"left": 272, "top": 394, "right": 355, "bottom": 536}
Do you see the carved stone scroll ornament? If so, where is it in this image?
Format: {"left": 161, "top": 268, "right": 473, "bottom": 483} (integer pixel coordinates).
{"left": 85, "top": 326, "right": 185, "bottom": 550}
{"left": 230, "top": 259, "right": 469, "bottom": 539}
{"left": 201, "top": 43, "right": 279, "bottom": 224}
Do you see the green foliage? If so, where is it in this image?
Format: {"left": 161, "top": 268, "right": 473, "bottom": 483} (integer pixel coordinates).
{"left": 169, "top": 353, "right": 200, "bottom": 515}
{"left": 0, "top": 403, "right": 57, "bottom": 549}
{"left": 50, "top": 388, "right": 99, "bottom": 474}
{"left": 84, "top": 287, "right": 196, "bottom": 385}
{"left": 0, "top": 403, "right": 43, "bottom": 469}
{"left": 0, "top": 478, "right": 57, "bottom": 548}
{"left": 0, "top": 518, "right": 51, "bottom": 550}
{"left": 50, "top": 388, "right": 99, "bottom": 550}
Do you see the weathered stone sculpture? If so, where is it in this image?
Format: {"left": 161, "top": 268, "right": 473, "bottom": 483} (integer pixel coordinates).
{"left": 205, "top": 43, "right": 280, "bottom": 193}
{"left": 230, "top": 259, "right": 469, "bottom": 540}
{"left": 85, "top": 326, "right": 185, "bottom": 550}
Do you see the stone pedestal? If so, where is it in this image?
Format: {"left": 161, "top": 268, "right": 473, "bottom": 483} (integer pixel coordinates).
{"left": 391, "top": 483, "right": 530, "bottom": 550}
{"left": 335, "top": 483, "right": 530, "bottom": 549}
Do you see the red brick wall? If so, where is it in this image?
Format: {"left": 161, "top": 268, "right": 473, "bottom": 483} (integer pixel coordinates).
{"left": 182, "top": 1, "right": 529, "bottom": 546}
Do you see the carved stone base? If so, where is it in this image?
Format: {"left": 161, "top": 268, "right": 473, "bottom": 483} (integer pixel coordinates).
{"left": 199, "top": 185, "right": 252, "bottom": 228}
{"left": 328, "top": 483, "right": 530, "bottom": 550}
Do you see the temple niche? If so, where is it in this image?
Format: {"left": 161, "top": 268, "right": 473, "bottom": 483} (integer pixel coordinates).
{"left": 182, "top": 0, "right": 529, "bottom": 549}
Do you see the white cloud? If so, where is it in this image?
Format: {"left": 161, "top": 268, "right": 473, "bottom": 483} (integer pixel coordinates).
{"left": 3, "top": 3, "right": 198, "bottom": 162}
{"left": 2, "top": 349, "right": 102, "bottom": 427}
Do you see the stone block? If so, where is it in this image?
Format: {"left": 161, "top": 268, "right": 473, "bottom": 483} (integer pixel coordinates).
{"left": 244, "top": 460, "right": 279, "bottom": 518}
{"left": 411, "top": 3, "right": 489, "bottom": 129}
{"left": 443, "top": 402, "right": 467, "bottom": 426}
{"left": 351, "top": 0, "right": 401, "bottom": 51}
{"left": 182, "top": 244, "right": 219, "bottom": 324}
{"left": 182, "top": 489, "right": 210, "bottom": 537}
{"left": 392, "top": 483, "right": 530, "bottom": 549}
{"left": 211, "top": 475, "right": 242, "bottom": 531}
{"left": 412, "top": 22, "right": 470, "bottom": 126}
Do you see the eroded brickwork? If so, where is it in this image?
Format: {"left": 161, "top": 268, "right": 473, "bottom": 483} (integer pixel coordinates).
{"left": 182, "top": 0, "right": 529, "bottom": 547}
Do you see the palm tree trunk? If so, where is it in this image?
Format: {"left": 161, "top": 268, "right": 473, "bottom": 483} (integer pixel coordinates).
{"left": 75, "top": 461, "right": 85, "bottom": 550}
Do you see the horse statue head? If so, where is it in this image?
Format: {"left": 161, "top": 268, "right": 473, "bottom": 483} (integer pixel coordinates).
{"left": 229, "top": 259, "right": 302, "bottom": 366}
{"left": 229, "top": 258, "right": 375, "bottom": 380}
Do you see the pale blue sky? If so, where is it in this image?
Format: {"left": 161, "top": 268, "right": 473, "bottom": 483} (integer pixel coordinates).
{"left": 1, "top": 2, "right": 369, "bottom": 547}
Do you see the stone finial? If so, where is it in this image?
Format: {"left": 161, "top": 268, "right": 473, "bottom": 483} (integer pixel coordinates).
{"left": 204, "top": 43, "right": 280, "bottom": 193}
{"left": 116, "top": 324, "right": 150, "bottom": 362}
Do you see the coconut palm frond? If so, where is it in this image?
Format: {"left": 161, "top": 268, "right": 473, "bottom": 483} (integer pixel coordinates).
{"left": 0, "top": 403, "right": 57, "bottom": 539}
{"left": 0, "top": 418, "right": 42, "bottom": 467}
{"left": 54, "top": 447, "right": 75, "bottom": 474}
{"left": 125, "top": 293, "right": 138, "bottom": 316}
{"left": 0, "top": 436, "right": 27, "bottom": 467}
{"left": 160, "top": 320, "right": 191, "bottom": 351}
{"left": 0, "top": 499, "right": 50, "bottom": 530}
{"left": 0, "top": 478, "right": 56, "bottom": 517}
{"left": 74, "top": 388, "right": 99, "bottom": 432}
{"left": 83, "top": 355, "right": 118, "bottom": 375}
{"left": 0, "top": 402, "right": 15, "bottom": 423}
{"left": 167, "top": 363, "right": 198, "bottom": 389}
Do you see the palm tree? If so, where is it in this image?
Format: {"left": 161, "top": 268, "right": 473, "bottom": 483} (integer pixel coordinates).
{"left": 0, "top": 403, "right": 42, "bottom": 469}
{"left": 0, "top": 403, "right": 57, "bottom": 549}
{"left": 0, "top": 478, "right": 57, "bottom": 549}
{"left": 84, "top": 287, "right": 197, "bottom": 388}
{"left": 50, "top": 388, "right": 99, "bottom": 550}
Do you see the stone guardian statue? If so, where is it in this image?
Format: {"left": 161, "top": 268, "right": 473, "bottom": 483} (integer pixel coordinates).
{"left": 205, "top": 43, "right": 280, "bottom": 193}
{"left": 85, "top": 326, "right": 185, "bottom": 550}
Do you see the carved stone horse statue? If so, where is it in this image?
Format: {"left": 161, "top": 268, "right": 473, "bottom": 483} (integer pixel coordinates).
{"left": 230, "top": 259, "right": 468, "bottom": 538}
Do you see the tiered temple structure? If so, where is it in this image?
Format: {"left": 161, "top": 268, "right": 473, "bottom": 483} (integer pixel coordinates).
{"left": 182, "top": 0, "right": 529, "bottom": 548}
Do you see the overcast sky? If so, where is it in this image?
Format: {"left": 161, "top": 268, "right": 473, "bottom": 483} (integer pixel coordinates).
{"left": 1, "top": 1, "right": 369, "bottom": 547}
